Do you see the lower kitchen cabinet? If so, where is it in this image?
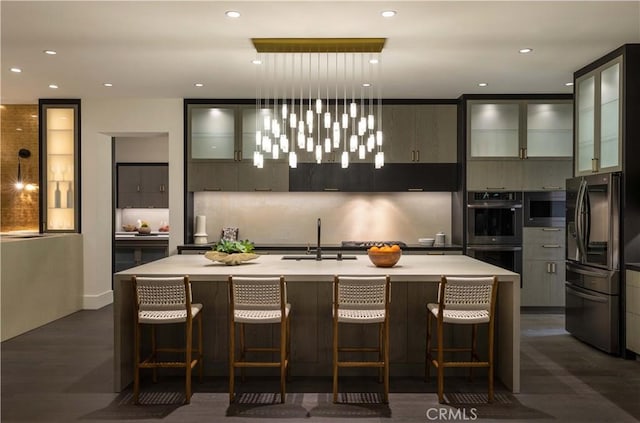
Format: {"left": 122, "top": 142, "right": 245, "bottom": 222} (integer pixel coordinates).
{"left": 626, "top": 269, "right": 640, "bottom": 355}
{"left": 522, "top": 227, "right": 566, "bottom": 307}
{"left": 114, "top": 239, "right": 168, "bottom": 272}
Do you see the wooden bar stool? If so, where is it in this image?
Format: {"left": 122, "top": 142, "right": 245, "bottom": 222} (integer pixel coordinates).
{"left": 425, "top": 275, "right": 498, "bottom": 403}
{"left": 132, "top": 275, "right": 203, "bottom": 404}
{"left": 228, "top": 275, "right": 290, "bottom": 403}
{"left": 332, "top": 275, "right": 391, "bottom": 403}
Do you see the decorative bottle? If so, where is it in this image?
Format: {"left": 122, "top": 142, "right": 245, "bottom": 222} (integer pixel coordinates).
{"left": 54, "top": 181, "right": 61, "bottom": 208}
{"left": 66, "top": 181, "right": 73, "bottom": 209}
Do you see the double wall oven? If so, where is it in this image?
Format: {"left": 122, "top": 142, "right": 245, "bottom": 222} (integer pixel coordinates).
{"left": 466, "top": 192, "right": 522, "bottom": 276}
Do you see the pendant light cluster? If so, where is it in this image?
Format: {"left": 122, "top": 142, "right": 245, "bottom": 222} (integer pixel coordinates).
{"left": 251, "top": 38, "right": 386, "bottom": 169}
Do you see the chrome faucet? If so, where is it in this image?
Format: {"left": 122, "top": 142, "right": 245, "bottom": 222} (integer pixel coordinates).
{"left": 316, "top": 218, "right": 322, "bottom": 260}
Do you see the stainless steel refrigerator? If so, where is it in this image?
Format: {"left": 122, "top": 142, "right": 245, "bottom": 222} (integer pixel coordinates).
{"left": 566, "top": 172, "right": 621, "bottom": 354}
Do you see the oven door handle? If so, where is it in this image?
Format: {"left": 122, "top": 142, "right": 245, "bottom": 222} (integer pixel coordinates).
{"left": 466, "top": 245, "right": 522, "bottom": 252}
{"left": 467, "top": 204, "right": 523, "bottom": 209}
{"left": 565, "top": 283, "right": 608, "bottom": 303}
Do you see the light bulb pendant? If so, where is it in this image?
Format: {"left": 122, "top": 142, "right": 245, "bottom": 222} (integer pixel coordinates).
{"left": 341, "top": 113, "right": 349, "bottom": 129}
{"left": 253, "top": 151, "right": 260, "bottom": 166}
{"left": 324, "top": 112, "right": 331, "bottom": 129}
{"left": 358, "top": 117, "right": 367, "bottom": 136}
{"left": 315, "top": 99, "right": 322, "bottom": 114}
{"left": 315, "top": 144, "right": 322, "bottom": 163}
{"left": 324, "top": 138, "right": 331, "bottom": 153}
{"left": 333, "top": 122, "right": 341, "bottom": 148}
{"left": 273, "top": 121, "right": 280, "bottom": 138}
{"left": 263, "top": 136, "right": 271, "bottom": 152}
{"left": 289, "top": 151, "right": 297, "bottom": 168}
{"left": 282, "top": 103, "right": 288, "bottom": 118}
{"left": 272, "top": 143, "right": 279, "bottom": 159}
{"left": 349, "top": 134, "right": 358, "bottom": 152}
{"left": 306, "top": 109, "right": 314, "bottom": 126}
{"left": 376, "top": 130, "right": 383, "bottom": 146}
{"left": 350, "top": 102, "right": 357, "bottom": 118}
{"left": 264, "top": 116, "right": 271, "bottom": 131}
{"left": 289, "top": 113, "right": 297, "bottom": 128}
{"left": 256, "top": 130, "right": 262, "bottom": 146}
{"left": 280, "top": 134, "right": 289, "bottom": 153}
{"left": 368, "top": 114, "right": 375, "bottom": 129}
{"left": 367, "top": 134, "right": 375, "bottom": 152}
{"left": 257, "top": 153, "right": 264, "bottom": 169}
{"left": 341, "top": 151, "right": 349, "bottom": 168}
{"left": 297, "top": 131, "right": 305, "bottom": 149}
{"left": 358, "top": 144, "right": 366, "bottom": 159}
{"left": 306, "top": 137, "right": 314, "bottom": 152}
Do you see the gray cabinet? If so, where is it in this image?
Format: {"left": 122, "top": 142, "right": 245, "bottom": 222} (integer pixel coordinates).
{"left": 114, "top": 240, "right": 169, "bottom": 273}
{"left": 522, "top": 227, "right": 565, "bottom": 307}
{"left": 466, "top": 99, "right": 573, "bottom": 191}
{"left": 383, "top": 104, "right": 457, "bottom": 163}
{"left": 188, "top": 161, "right": 289, "bottom": 192}
{"left": 117, "top": 164, "right": 168, "bottom": 208}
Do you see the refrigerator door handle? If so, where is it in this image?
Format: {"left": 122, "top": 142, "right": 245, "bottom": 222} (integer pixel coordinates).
{"left": 565, "top": 283, "right": 608, "bottom": 303}
{"left": 575, "top": 179, "right": 588, "bottom": 262}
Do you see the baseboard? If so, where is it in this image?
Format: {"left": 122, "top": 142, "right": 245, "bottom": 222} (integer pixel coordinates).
{"left": 520, "top": 306, "right": 565, "bottom": 314}
{"left": 83, "top": 290, "right": 113, "bottom": 310}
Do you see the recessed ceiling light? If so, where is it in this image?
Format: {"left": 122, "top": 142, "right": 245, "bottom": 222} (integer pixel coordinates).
{"left": 194, "top": 83, "right": 204, "bottom": 87}
{"left": 519, "top": 48, "right": 533, "bottom": 54}
{"left": 225, "top": 10, "right": 240, "bottom": 18}
{"left": 43, "top": 50, "right": 57, "bottom": 55}
{"left": 31, "top": 114, "right": 38, "bottom": 118}
{"left": 103, "top": 82, "right": 113, "bottom": 87}
{"left": 381, "top": 10, "right": 396, "bottom": 18}
{"left": 16, "top": 128, "right": 23, "bottom": 131}
{"left": 369, "top": 58, "right": 379, "bottom": 64}
{"left": 48, "top": 84, "right": 59, "bottom": 89}
{"left": 362, "top": 83, "right": 372, "bottom": 87}
{"left": 10, "top": 67, "right": 22, "bottom": 73}
{"left": 565, "top": 82, "right": 574, "bottom": 86}
{"left": 478, "top": 82, "right": 488, "bottom": 87}
{"left": 251, "top": 59, "right": 262, "bottom": 65}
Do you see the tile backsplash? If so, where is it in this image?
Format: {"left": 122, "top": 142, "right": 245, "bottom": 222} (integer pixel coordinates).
{"left": 193, "top": 192, "right": 451, "bottom": 245}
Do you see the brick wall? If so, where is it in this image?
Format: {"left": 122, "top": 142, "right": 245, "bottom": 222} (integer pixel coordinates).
{"left": 1, "top": 105, "right": 40, "bottom": 232}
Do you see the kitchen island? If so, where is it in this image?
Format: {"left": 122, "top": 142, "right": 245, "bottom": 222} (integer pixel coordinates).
{"left": 114, "top": 254, "right": 520, "bottom": 393}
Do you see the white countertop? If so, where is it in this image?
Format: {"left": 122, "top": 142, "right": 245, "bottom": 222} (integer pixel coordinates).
{"left": 115, "top": 253, "right": 519, "bottom": 282}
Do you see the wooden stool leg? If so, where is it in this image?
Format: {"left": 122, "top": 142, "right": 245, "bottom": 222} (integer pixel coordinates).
{"left": 437, "top": 319, "right": 445, "bottom": 404}
{"left": 280, "top": 317, "right": 287, "bottom": 403}
{"left": 133, "top": 322, "right": 141, "bottom": 404}
{"left": 229, "top": 321, "right": 236, "bottom": 403}
{"left": 425, "top": 311, "right": 432, "bottom": 380}
{"left": 488, "top": 321, "right": 495, "bottom": 403}
{"left": 332, "top": 318, "right": 339, "bottom": 403}
{"left": 286, "top": 315, "right": 292, "bottom": 381}
{"left": 383, "top": 317, "right": 390, "bottom": 403}
{"left": 378, "top": 322, "right": 384, "bottom": 383}
{"left": 239, "top": 323, "right": 246, "bottom": 382}
{"left": 197, "top": 313, "right": 204, "bottom": 382}
{"left": 151, "top": 325, "right": 157, "bottom": 383}
{"left": 185, "top": 319, "right": 193, "bottom": 404}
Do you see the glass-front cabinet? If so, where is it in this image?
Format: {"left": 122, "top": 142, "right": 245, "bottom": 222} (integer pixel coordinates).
{"left": 468, "top": 100, "right": 573, "bottom": 160}
{"left": 575, "top": 56, "right": 622, "bottom": 175}
{"left": 39, "top": 99, "right": 80, "bottom": 232}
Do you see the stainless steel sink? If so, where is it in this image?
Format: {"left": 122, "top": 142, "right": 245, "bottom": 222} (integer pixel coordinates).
{"left": 281, "top": 254, "right": 357, "bottom": 261}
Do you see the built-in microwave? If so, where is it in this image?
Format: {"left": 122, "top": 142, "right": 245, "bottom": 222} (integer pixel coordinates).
{"left": 524, "top": 191, "right": 565, "bottom": 227}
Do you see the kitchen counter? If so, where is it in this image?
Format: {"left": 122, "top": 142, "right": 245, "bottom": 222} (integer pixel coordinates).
{"left": 627, "top": 263, "right": 640, "bottom": 272}
{"left": 177, "top": 243, "right": 463, "bottom": 254}
{"left": 113, "top": 254, "right": 519, "bottom": 393}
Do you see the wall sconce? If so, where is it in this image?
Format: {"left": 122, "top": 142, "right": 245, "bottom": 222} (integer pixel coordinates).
{"left": 15, "top": 148, "right": 32, "bottom": 191}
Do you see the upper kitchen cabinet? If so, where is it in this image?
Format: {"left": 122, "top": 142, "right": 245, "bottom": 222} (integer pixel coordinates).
{"left": 188, "top": 104, "right": 238, "bottom": 160}
{"left": 116, "top": 164, "right": 168, "bottom": 208}
{"left": 468, "top": 99, "right": 572, "bottom": 160}
{"left": 39, "top": 99, "right": 80, "bottom": 233}
{"left": 466, "top": 97, "right": 573, "bottom": 191}
{"left": 574, "top": 55, "right": 622, "bottom": 175}
{"left": 383, "top": 104, "right": 457, "bottom": 163}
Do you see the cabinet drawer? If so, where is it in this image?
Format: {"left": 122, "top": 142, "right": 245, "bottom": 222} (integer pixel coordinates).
{"left": 523, "top": 227, "right": 565, "bottom": 245}
{"left": 523, "top": 242, "right": 564, "bottom": 260}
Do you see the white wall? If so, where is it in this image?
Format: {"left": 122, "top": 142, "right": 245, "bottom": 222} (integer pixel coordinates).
{"left": 193, "top": 191, "right": 452, "bottom": 245}
{"left": 115, "top": 135, "right": 169, "bottom": 163}
{"left": 81, "top": 98, "right": 182, "bottom": 309}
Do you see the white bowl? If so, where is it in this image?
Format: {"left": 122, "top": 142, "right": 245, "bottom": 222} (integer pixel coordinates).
{"left": 418, "top": 238, "right": 435, "bottom": 246}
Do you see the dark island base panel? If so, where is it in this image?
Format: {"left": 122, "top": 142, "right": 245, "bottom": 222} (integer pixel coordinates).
{"left": 177, "top": 244, "right": 463, "bottom": 254}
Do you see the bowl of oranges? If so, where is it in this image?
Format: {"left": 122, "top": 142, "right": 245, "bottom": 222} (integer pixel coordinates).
{"left": 367, "top": 244, "right": 402, "bottom": 268}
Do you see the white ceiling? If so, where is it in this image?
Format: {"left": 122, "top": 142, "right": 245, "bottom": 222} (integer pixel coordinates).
{"left": 2, "top": 1, "right": 639, "bottom": 104}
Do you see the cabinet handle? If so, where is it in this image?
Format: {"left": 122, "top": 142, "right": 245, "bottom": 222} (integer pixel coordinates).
{"left": 551, "top": 262, "right": 557, "bottom": 273}
{"left": 137, "top": 185, "right": 140, "bottom": 192}
{"left": 486, "top": 187, "right": 506, "bottom": 190}
{"left": 323, "top": 188, "right": 339, "bottom": 191}
{"left": 238, "top": 150, "right": 242, "bottom": 161}
{"left": 542, "top": 228, "right": 561, "bottom": 232}
{"left": 591, "top": 158, "right": 599, "bottom": 172}
{"left": 416, "top": 150, "right": 420, "bottom": 162}
{"left": 542, "top": 244, "right": 561, "bottom": 248}
{"left": 519, "top": 147, "right": 527, "bottom": 160}
{"left": 542, "top": 186, "right": 562, "bottom": 190}
{"left": 408, "top": 188, "right": 424, "bottom": 192}
{"left": 254, "top": 188, "right": 272, "bottom": 192}
{"left": 547, "top": 262, "right": 551, "bottom": 273}
{"left": 411, "top": 150, "right": 415, "bottom": 162}
{"left": 233, "top": 151, "right": 238, "bottom": 161}
{"left": 204, "top": 188, "right": 222, "bottom": 191}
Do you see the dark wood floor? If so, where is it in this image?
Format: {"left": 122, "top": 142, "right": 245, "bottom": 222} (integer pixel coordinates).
{"left": 2, "top": 305, "right": 639, "bottom": 422}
